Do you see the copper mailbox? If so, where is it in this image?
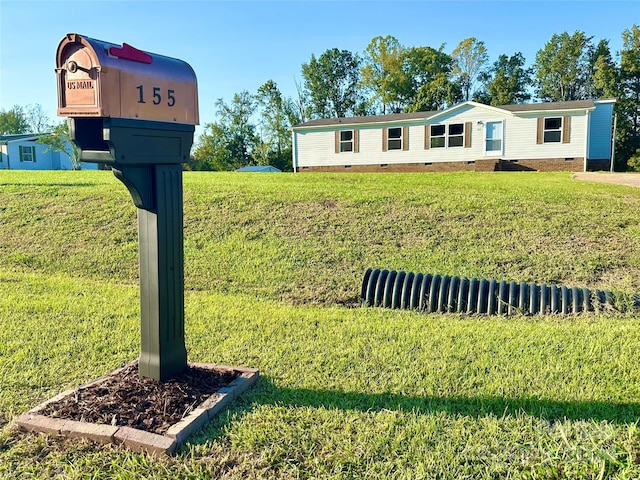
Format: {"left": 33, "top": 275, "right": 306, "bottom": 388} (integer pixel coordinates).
{"left": 56, "top": 33, "right": 199, "bottom": 125}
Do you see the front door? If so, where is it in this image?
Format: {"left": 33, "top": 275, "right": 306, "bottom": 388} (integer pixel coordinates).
{"left": 485, "top": 121, "right": 503, "bottom": 155}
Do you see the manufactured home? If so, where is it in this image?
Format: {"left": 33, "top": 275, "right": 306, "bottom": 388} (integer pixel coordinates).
{"left": 0, "top": 133, "right": 97, "bottom": 170}
{"left": 292, "top": 99, "right": 615, "bottom": 173}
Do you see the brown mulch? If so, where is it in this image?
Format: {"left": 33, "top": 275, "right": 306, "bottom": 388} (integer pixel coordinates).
{"left": 38, "top": 362, "right": 240, "bottom": 435}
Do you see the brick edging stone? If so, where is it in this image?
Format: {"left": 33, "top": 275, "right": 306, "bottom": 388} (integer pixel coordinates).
{"left": 15, "top": 361, "right": 259, "bottom": 455}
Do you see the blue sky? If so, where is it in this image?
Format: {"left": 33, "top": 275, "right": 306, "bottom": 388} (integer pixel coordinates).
{"left": 1, "top": 0, "right": 638, "bottom": 138}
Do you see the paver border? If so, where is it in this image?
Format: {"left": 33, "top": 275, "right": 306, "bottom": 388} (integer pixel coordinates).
{"left": 15, "top": 361, "right": 259, "bottom": 455}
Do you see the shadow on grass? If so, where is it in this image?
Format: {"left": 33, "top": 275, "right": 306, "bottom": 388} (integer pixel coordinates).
{"left": 241, "top": 376, "right": 640, "bottom": 425}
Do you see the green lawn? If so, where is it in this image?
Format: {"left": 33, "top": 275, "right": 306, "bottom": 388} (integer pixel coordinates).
{"left": 1, "top": 170, "right": 640, "bottom": 478}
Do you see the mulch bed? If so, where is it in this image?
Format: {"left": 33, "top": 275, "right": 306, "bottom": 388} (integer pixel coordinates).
{"left": 38, "top": 362, "right": 239, "bottom": 435}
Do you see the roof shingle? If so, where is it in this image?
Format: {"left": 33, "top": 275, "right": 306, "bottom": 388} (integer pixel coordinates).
{"left": 293, "top": 100, "right": 602, "bottom": 129}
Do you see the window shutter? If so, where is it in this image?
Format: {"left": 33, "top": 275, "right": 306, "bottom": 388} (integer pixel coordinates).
{"left": 424, "top": 125, "right": 430, "bottom": 150}
{"left": 19, "top": 146, "right": 23, "bottom": 162}
{"left": 536, "top": 118, "right": 544, "bottom": 144}
{"left": 32, "top": 146, "right": 36, "bottom": 163}
{"left": 562, "top": 116, "right": 571, "bottom": 144}
{"left": 402, "top": 126, "right": 409, "bottom": 151}
{"left": 335, "top": 131, "right": 340, "bottom": 154}
{"left": 382, "top": 129, "right": 388, "bottom": 152}
{"left": 464, "top": 122, "right": 472, "bottom": 148}
{"left": 354, "top": 129, "right": 359, "bottom": 153}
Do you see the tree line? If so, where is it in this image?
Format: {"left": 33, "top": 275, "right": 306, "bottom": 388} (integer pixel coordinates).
{"left": 192, "top": 25, "right": 640, "bottom": 172}
{"left": 2, "top": 25, "right": 639, "bottom": 171}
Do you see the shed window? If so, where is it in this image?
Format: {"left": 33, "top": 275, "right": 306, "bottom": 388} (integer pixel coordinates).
{"left": 387, "top": 127, "right": 402, "bottom": 150}
{"left": 543, "top": 117, "right": 562, "bottom": 143}
{"left": 340, "top": 130, "right": 353, "bottom": 152}
{"left": 19, "top": 145, "right": 36, "bottom": 162}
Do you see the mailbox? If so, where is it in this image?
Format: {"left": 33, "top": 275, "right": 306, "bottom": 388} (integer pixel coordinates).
{"left": 55, "top": 33, "right": 199, "bottom": 381}
{"left": 56, "top": 33, "right": 198, "bottom": 166}
{"left": 56, "top": 33, "right": 198, "bottom": 125}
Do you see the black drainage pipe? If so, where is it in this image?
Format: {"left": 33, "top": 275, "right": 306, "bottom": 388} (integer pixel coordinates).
{"left": 361, "top": 268, "right": 639, "bottom": 315}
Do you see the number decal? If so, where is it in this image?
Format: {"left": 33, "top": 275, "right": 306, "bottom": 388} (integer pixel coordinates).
{"left": 135, "top": 86, "right": 176, "bottom": 107}
{"left": 136, "top": 85, "right": 146, "bottom": 104}
{"left": 153, "top": 87, "right": 161, "bottom": 105}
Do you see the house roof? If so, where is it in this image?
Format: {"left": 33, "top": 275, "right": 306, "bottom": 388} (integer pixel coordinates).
{"left": 0, "top": 133, "right": 40, "bottom": 144}
{"left": 293, "top": 111, "right": 438, "bottom": 129}
{"left": 499, "top": 100, "right": 595, "bottom": 113}
{"left": 292, "top": 99, "right": 605, "bottom": 130}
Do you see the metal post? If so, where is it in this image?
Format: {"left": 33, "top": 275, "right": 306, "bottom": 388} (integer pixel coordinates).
{"left": 113, "top": 163, "right": 187, "bottom": 380}
{"left": 71, "top": 118, "right": 193, "bottom": 381}
{"left": 139, "top": 165, "right": 186, "bottom": 380}
{"left": 611, "top": 113, "right": 617, "bottom": 172}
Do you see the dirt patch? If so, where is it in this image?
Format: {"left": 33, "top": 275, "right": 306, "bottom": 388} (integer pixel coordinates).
{"left": 573, "top": 173, "right": 640, "bottom": 188}
{"left": 38, "top": 362, "right": 239, "bottom": 436}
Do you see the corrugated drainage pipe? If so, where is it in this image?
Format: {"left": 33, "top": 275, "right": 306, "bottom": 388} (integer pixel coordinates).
{"left": 361, "top": 268, "right": 639, "bottom": 315}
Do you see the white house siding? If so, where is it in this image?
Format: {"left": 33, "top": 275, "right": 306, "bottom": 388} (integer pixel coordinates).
{"left": 295, "top": 124, "right": 425, "bottom": 168}
{"left": 502, "top": 112, "right": 586, "bottom": 160}
{"left": 296, "top": 106, "right": 510, "bottom": 169}
{"left": 423, "top": 104, "right": 503, "bottom": 164}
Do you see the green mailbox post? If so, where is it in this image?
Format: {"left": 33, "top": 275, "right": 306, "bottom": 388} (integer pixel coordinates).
{"left": 55, "top": 34, "right": 199, "bottom": 381}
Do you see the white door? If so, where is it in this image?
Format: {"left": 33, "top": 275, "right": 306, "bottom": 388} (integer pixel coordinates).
{"left": 485, "top": 121, "right": 503, "bottom": 155}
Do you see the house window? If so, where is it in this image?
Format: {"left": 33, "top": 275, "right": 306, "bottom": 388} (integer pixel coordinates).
{"left": 448, "top": 124, "right": 464, "bottom": 147}
{"left": 335, "top": 129, "right": 358, "bottom": 154}
{"left": 387, "top": 127, "right": 402, "bottom": 150}
{"left": 429, "top": 123, "right": 466, "bottom": 148}
{"left": 543, "top": 117, "right": 562, "bottom": 143}
{"left": 340, "top": 130, "right": 353, "bottom": 152}
{"left": 430, "top": 125, "right": 446, "bottom": 148}
{"left": 19, "top": 145, "right": 36, "bottom": 162}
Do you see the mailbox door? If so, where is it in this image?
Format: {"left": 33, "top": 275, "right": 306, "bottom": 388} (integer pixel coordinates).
{"left": 57, "top": 42, "right": 101, "bottom": 116}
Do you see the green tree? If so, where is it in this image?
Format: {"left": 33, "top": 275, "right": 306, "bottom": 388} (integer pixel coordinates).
{"left": 37, "top": 121, "right": 80, "bottom": 170}
{"left": 404, "top": 45, "right": 459, "bottom": 112}
{"left": 293, "top": 78, "right": 312, "bottom": 125}
{"left": 588, "top": 40, "right": 616, "bottom": 98}
{"left": 256, "top": 80, "right": 295, "bottom": 171}
{"left": 217, "top": 91, "right": 257, "bottom": 168}
{"left": 593, "top": 49, "right": 619, "bottom": 99}
{"left": 533, "top": 31, "right": 594, "bottom": 101}
{"left": 191, "top": 124, "right": 231, "bottom": 171}
{"left": 192, "top": 91, "right": 257, "bottom": 171}
{"left": 26, "top": 104, "right": 51, "bottom": 133}
{"left": 477, "top": 53, "right": 532, "bottom": 105}
{"left": 360, "top": 35, "right": 408, "bottom": 114}
{"left": 618, "top": 24, "right": 640, "bottom": 169}
{"left": 0, "top": 105, "right": 30, "bottom": 134}
{"left": 451, "top": 37, "right": 489, "bottom": 101}
{"left": 301, "top": 48, "right": 363, "bottom": 118}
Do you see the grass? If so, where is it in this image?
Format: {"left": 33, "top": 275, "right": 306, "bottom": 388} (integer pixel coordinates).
{"left": 1, "top": 170, "right": 640, "bottom": 478}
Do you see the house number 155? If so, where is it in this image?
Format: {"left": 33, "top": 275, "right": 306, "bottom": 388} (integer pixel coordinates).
{"left": 136, "top": 85, "right": 176, "bottom": 107}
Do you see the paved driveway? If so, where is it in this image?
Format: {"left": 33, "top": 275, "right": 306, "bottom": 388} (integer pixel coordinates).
{"left": 573, "top": 172, "right": 640, "bottom": 188}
